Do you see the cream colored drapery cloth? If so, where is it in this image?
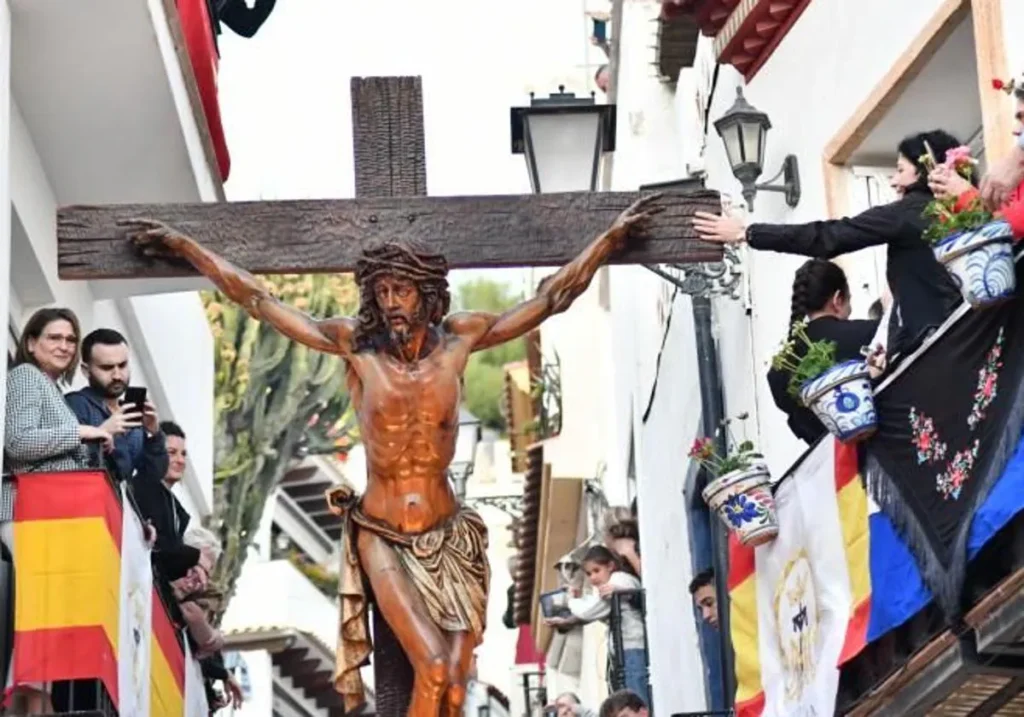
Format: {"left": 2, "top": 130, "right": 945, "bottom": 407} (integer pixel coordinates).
{"left": 328, "top": 486, "right": 490, "bottom": 711}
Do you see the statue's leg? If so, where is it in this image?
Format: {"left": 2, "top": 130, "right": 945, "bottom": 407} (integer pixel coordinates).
{"left": 357, "top": 529, "right": 449, "bottom": 717}
{"left": 441, "top": 630, "right": 475, "bottom": 717}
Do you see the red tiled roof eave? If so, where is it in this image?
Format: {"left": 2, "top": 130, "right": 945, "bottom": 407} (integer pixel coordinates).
{"left": 661, "top": 0, "right": 813, "bottom": 81}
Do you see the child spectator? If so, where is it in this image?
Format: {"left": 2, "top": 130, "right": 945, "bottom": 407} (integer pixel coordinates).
{"left": 546, "top": 545, "right": 648, "bottom": 704}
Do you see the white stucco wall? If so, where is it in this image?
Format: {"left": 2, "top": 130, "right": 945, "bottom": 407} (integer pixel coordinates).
{"left": 222, "top": 559, "right": 340, "bottom": 652}
{"left": 0, "top": 0, "right": 12, "bottom": 455}
{"left": 5, "top": 91, "right": 214, "bottom": 517}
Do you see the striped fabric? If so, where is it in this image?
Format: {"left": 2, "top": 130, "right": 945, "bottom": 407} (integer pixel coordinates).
{"left": 728, "top": 440, "right": 870, "bottom": 717}
{"left": 152, "top": 591, "right": 185, "bottom": 716}
{"left": 7, "top": 470, "right": 185, "bottom": 716}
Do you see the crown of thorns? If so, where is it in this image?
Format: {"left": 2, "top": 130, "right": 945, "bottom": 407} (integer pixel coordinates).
{"left": 355, "top": 242, "right": 448, "bottom": 284}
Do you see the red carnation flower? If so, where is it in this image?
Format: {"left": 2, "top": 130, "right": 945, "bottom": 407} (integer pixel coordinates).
{"left": 993, "top": 79, "right": 1006, "bottom": 90}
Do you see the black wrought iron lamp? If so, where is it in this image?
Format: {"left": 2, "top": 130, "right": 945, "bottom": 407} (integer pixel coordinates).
{"left": 714, "top": 86, "right": 800, "bottom": 212}
{"left": 511, "top": 87, "right": 617, "bottom": 193}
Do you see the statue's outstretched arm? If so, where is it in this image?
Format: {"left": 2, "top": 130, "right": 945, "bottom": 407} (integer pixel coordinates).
{"left": 122, "top": 219, "right": 356, "bottom": 356}
{"left": 446, "top": 195, "right": 660, "bottom": 351}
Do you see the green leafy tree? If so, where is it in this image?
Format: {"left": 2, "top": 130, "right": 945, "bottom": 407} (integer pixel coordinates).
{"left": 455, "top": 278, "right": 527, "bottom": 432}
{"left": 204, "top": 274, "right": 359, "bottom": 620}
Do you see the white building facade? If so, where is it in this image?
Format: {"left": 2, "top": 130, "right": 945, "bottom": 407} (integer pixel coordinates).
{"left": 589, "top": 0, "right": 1024, "bottom": 714}
{"left": 0, "top": 0, "right": 219, "bottom": 520}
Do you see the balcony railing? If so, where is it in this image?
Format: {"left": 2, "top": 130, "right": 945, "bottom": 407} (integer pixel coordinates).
{"left": 608, "top": 588, "right": 653, "bottom": 712}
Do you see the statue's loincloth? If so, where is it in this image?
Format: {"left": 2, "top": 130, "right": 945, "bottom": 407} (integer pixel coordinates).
{"left": 329, "top": 485, "right": 490, "bottom": 710}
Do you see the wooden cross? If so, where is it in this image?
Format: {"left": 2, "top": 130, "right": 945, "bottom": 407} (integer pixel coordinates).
{"left": 55, "top": 78, "right": 720, "bottom": 280}
{"left": 54, "top": 77, "right": 720, "bottom": 717}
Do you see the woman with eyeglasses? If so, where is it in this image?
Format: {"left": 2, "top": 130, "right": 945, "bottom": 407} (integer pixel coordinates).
{"left": 2, "top": 307, "right": 112, "bottom": 714}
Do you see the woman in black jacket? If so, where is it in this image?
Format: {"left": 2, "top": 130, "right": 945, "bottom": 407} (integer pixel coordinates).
{"left": 694, "top": 129, "right": 963, "bottom": 358}
{"left": 767, "top": 259, "right": 879, "bottom": 445}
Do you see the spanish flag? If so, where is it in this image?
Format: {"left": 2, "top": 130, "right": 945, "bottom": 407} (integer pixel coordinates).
{"left": 10, "top": 471, "right": 123, "bottom": 701}
{"left": 728, "top": 440, "right": 870, "bottom": 717}
{"left": 151, "top": 589, "right": 185, "bottom": 717}
{"left": 9, "top": 470, "right": 186, "bottom": 716}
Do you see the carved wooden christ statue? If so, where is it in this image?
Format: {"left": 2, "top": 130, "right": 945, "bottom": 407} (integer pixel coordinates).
{"left": 122, "top": 195, "right": 658, "bottom": 717}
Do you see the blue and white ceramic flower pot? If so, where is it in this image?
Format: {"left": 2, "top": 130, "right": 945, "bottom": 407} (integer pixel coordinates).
{"left": 799, "top": 359, "right": 877, "bottom": 444}
{"left": 702, "top": 462, "right": 778, "bottom": 547}
{"left": 933, "top": 219, "right": 1015, "bottom": 308}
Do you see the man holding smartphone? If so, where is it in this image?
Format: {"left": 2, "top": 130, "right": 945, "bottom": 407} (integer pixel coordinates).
{"left": 66, "top": 329, "right": 168, "bottom": 482}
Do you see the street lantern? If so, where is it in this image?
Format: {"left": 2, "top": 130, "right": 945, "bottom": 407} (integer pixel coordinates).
{"left": 511, "top": 86, "right": 616, "bottom": 193}
{"left": 714, "top": 86, "right": 800, "bottom": 212}
{"left": 450, "top": 408, "right": 482, "bottom": 500}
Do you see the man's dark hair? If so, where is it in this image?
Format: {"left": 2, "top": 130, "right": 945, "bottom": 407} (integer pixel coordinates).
{"left": 81, "top": 328, "right": 128, "bottom": 363}
{"left": 352, "top": 240, "right": 451, "bottom": 352}
{"left": 868, "top": 298, "right": 884, "bottom": 321}
{"left": 599, "top": 690, "right": 647, "bottom": 717}
{"left": 160, "top": 421, "right": 186, "bottom": 439}
{"left": 689, "top": 568, "right": 715, "bottom": 595}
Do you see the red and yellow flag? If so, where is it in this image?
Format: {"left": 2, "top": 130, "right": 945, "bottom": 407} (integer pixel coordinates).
{"left": 10, "top": 471, "right": 122, "bottom": 701}
{"left": 728, "top": 440, "right": 871, "bottom": 717}
{"left": 9, "top": 470, "right": 185, "bottom": 715}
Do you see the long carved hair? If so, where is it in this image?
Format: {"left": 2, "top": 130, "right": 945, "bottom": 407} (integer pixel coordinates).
{"left": 352, "top": 240, "right": 451, "bottom": 352}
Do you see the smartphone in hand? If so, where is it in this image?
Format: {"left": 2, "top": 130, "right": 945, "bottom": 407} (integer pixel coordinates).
{"left": 122, "top": 386, "right": 148, "bottom": 413}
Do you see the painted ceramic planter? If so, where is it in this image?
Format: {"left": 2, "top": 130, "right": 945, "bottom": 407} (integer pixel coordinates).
{"left": 933, "top": 219, "right": 1016, "bottom": 309}
{"left": 702, "top": 462, "right": 778, "bottom": 547}
{"left": 800, "top": 359, "right": 877, "bottom": 443}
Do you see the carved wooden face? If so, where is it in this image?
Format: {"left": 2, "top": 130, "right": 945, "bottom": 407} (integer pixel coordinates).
{"left": 374, "top": 275, "right": 425, "bottom": 344}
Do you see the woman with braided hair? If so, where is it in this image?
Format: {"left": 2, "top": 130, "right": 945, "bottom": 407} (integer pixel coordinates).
{"left": 767, "top": 259, "right": 880, "bottom": 445}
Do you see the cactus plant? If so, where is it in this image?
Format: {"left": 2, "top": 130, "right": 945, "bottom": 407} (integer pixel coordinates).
{"left": 203, "top": 274, "right": 359, "bottom": 621}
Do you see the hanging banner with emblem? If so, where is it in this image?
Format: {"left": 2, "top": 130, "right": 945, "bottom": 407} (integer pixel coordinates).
{"left": 729, "top": 439, "right": 870, "bottom": 717}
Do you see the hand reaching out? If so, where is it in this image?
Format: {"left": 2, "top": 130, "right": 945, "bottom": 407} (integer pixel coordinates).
{"left": 119, "top": 218, "right": 190, "bottom": 260}
{"left": 692, "top": 211, "right": 746, "bottom": 244}
{"left": 610, "top": 194, "right": 663, "bottom": 246}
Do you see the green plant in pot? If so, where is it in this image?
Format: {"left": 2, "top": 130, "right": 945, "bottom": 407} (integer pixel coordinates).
{"left": 773, "top": 320, "right": 878, "bottom": 443}
{"left": 692, "top": 414, "right": 778, "bottom": 547}
{"left": 919, "top": 143, "right": 1015, "bottom": 308}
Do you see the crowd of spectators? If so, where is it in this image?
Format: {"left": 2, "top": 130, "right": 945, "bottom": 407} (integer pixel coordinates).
{"left": 2, "top": 308, "right": 241, "bottom": 715}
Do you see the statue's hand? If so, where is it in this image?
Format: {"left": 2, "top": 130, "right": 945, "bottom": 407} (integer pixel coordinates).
{"left": 610, "top": 193, "right": 662, "bottom": 245}
{"left": 119, "top": 218, "right": 189, "bottom": 260}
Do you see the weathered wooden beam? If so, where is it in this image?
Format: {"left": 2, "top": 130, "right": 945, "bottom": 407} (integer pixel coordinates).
{"left": 57, "top": 190, "right": 722, "bottom": 280}
{"left": 353, "top": 75, "right": 419, "bottom": 717}
{"left": 351, "top": 76, "right": 427, "bottom": 197}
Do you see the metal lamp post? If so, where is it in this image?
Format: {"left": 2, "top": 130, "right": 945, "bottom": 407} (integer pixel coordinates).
{"left": 450, "top": 408, "right": 482, "bottom": 500}
{"left": 510, "top": 87, "right": 617, "bottom": 193}
{"left": 714, "top": 86, "right": 800, "bottom": 212}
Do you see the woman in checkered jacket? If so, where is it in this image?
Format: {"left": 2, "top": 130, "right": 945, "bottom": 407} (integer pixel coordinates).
{"left": 2, "top": 307, "right": 112, "bottom": 714}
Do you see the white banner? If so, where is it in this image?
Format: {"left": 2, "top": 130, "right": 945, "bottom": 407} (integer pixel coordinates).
{"left": 118, "top": 489, "right": 154, "bottom": 717}
{"left": 184, "top": 640, "right": 211, "bottom": 717}
{"left": 755, "top": 440, "right": 852, "bottom": 717}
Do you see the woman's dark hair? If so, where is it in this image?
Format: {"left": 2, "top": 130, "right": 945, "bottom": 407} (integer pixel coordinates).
{"left": 160, "top": 421, "right": 186, "bottom": 439}
{"left": 582, "top": 544, "right": 621, "bottom": 569}
{"left": 896, "top": 129, "right": 965, "bottom": 194}
{"left": 789, "top": 259, "right": 850, "bottom": 328}
{"left": 14, "top": 307, "right": 81, "bottom": 385}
